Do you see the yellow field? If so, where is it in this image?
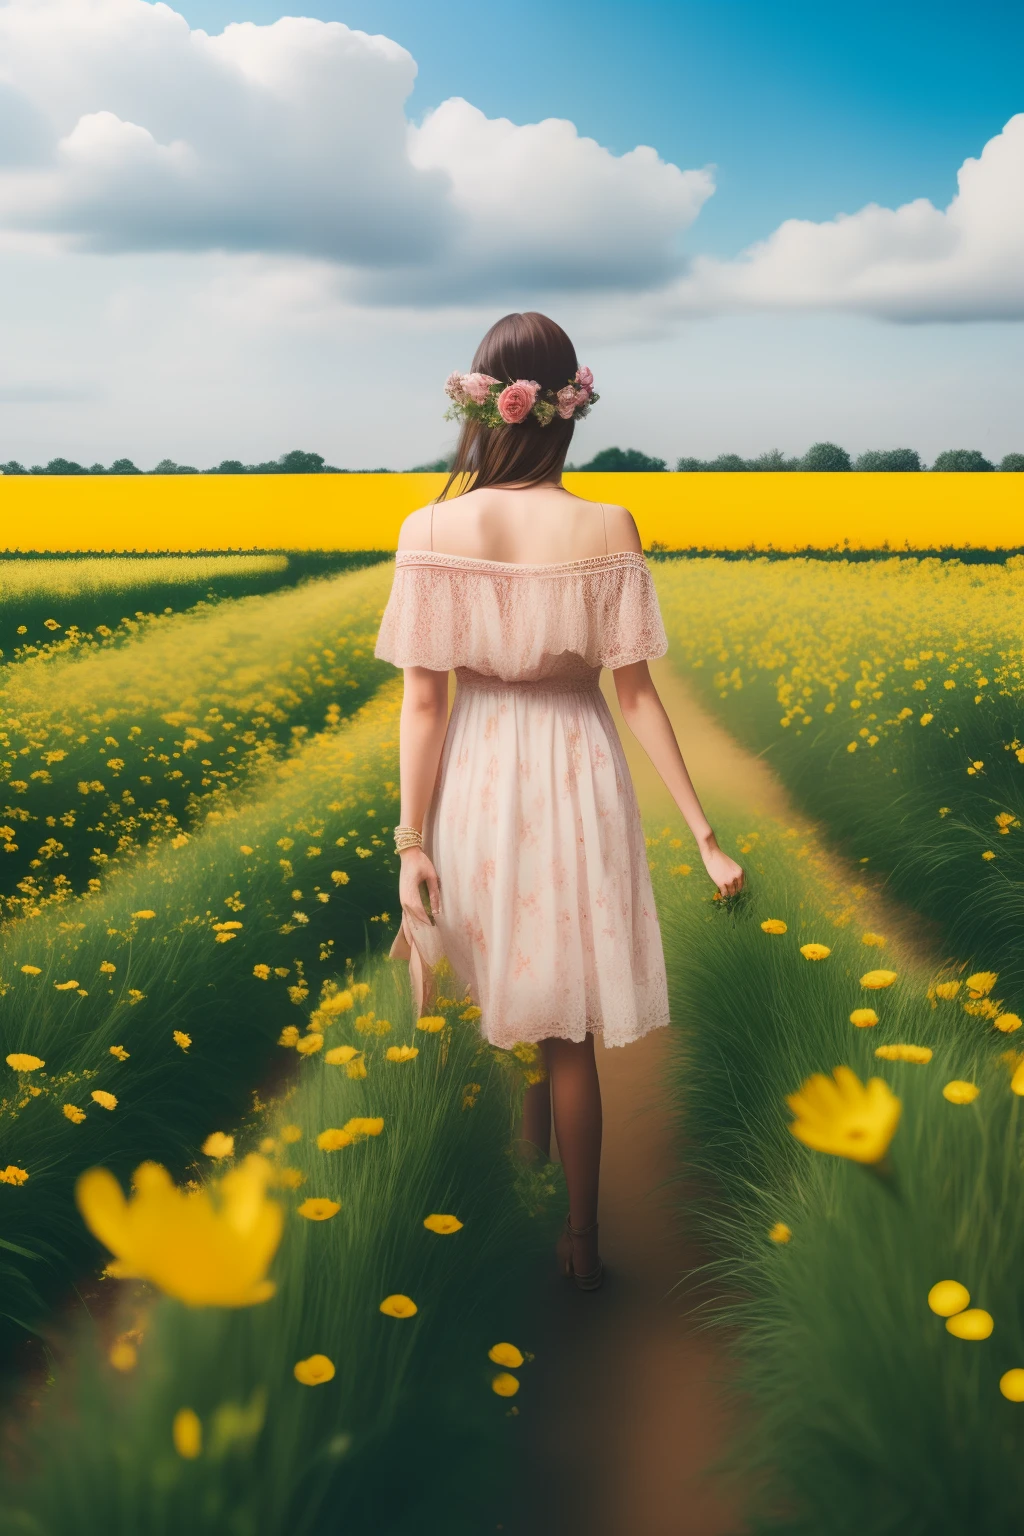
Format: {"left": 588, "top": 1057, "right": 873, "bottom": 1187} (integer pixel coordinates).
{"left": 2, "top": 470, "right": 1022, "bottom": 551}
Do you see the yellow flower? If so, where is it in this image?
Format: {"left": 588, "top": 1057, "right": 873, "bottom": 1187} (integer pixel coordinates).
{"left": 994, "top": 1013, "right": 1023, "bottom": 1034}
{"left": 488, "top": 1342, "right": 524, "bottom": 1367}
{"left": 91, "top": 1090, "right": 117, "bottom": 1111}
{"left": 799, "top": 944, "right": 831, "bottom": 961}
{"left": 786, "top": 1066, "right": 901, "bottom": 1165}
{"left": 318, "top": 989, "right": 354, "bottom": 1016}
{"left": 942, "top": 1080, "right": 979, "bottom": 1105}
{"left": 317, "top": 1127, "right": 353, "bottom": 1151}
{"left": 875, "top": 1044, "right": 933, "bottom": 1064}
{"left": 293, "top": 1354, "right": 335, "bottom": 1386}
{"left": 861, "top": 933, "right": 886, "bottom": 947}
{"left": 847, "top": 741, "right": 858, "bottom": 753}
{"left": 491, "top": 1372, "right": 519, "bottom": 1397}
{"left": 252, "top": 964, "right": 271, "bottom": 980}
{"left": 63, "top": 1104, "right": 86, "bottom": 1124}
{"left": 860, "top": 970, "right": 898, "bottom": 990}
{"left": 54, "top": 980, "right": 80, "bottom": 991}
{"left": 999, "top": 1369, "right": 1024, "bottom": 1402}
{"left": 102, "top": 960, "right": 117, "bottom": 973}
{"left": 132, "top": 910, "right": 156, "bottom": 920}
{"left": 965, "top": 971, "right": 997, "bottom": 997}
{"left": 19, "top": 965, "right": 41, "bottom": 976}
{"left": 345, "top": 1116, "right": 383, "bottom": 1139}
{"left": 927, "top": 1279, "right": 970, "bottom": 1317}
{"left": 295, "top": 1033, "right": 323, "bottom": 1056}
{"left": 259, "top": 1137, "right": 278, "bottom": 1155}
{"left": 460, "top": 1004, "right": 482, "bottom": 1021}
{"left": 946, "top": 1309, "right": 993, "bottom": 1340}
{"left": 202, "top": 1132, "right": 235, "bottom": 1158}
{"left": 173, "top": 1408, "right": 202, "bottom": 1459}
{"left": 982, "top": 850, "right": 996, "bottom": 861}
{"left": 277, "top": 1167, "right": 305, "bottom": 1189}
{"left": 0, "top": 1165, "right": 29, "bottom": 1186}
{"left": 173, "top": 1031, "right": 192, "bottom": 1051}
{"left": 324, "top": 1045, "right": 360, "bottom": 1065}
{"left": 416, "top": 1016, "right": 446, "bottom": 1033}
{"left": 6, "top": 1053, "right": 44, "bottom": 1071}
{"left": 350, "top": 982, "right": 371, "bottom": 1001}
{"left": 933, "top": 981, "right": 961, "bottom": 1000}
{"left": 297, "top": 1198, "right": 341, "bottom": 1221}
{"left": 1010, "top": 1062, "right": 1024, "bottom": 1097}
{"left": 379, "top": 1293, "right": 417, "bottom": 1318}
{"left": 109, "top": 1045, "right": 130, "bottom": 1061}
{"left": 768, "top": 1222, "right": 791, "bottom": 1244}
{"left": 386, "top": 1045, "right": 419, "bottom": 1063}
{"left": 423, "top": 1213, "right": 464, "bottom": 1235}
{"left": 919, "top": 713, "right": 933, "bottom": 726}
{"left": 76, "top": 1155, "right": 282, "bottom": 1307}
{"left": 278, "top": 1026, "right": 300, "bottom": 1047}
{"left": 849, "top": 1009, "right": 879, "bottom": 1028}
{"left": 108, "top": 1339, "right": 137, "bottom": 1372}
{"left": 346, "top": 1057, "right": 368, "bottom": 1080}
{"left": 760, "top": 919, "right": 787, "bottom": 935}
{"left": 330, "top": 869, "right": 350, "bottom": 885}
{"left": 281, "top": 1124, "right": 302, "bottom": 1143}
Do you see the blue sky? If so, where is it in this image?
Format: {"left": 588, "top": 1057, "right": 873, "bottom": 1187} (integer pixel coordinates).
{"left": 177, "top": 0, "right": 1024, "bottom": 252}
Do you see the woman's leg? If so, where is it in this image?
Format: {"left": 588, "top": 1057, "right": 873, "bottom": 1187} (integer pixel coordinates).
{"left": 518, "top": 1074, "right": 552, "bottom": 1160}
{"left": 543, "top": 1034, "right": 603, "bottom": 1274}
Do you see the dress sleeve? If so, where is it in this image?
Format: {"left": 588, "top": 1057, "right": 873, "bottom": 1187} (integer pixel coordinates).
{"left": 374, "top": 560, "right": 453, "bottom": 670}
{"left": 596, "top": 560, "right": 669, "bottom": 669}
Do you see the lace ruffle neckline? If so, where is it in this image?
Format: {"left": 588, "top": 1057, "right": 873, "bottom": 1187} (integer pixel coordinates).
{"left": 393, "top": 549, "right": 648, "bottom": 575}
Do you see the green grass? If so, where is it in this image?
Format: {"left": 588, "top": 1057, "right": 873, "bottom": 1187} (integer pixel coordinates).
{"left": 0, "top": 956, "right": 560, "bottom": 1536}
{"left": 648, "top": 816, "right": 1024, "bottom": 1534}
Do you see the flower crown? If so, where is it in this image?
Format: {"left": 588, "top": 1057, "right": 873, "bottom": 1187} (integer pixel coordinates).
{"left": 444, "top": 367, "right": 598, "bottom": 429}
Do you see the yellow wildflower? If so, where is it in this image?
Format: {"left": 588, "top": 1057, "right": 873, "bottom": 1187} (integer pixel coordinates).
{"left": 1012, "top": 1062, "right": 1024, "bottom": 1097}
{"left": 108, "top": 1340, "right": 137, "bottom": 1372}
{"left": 54, "top": 980, "right": 79, "bottom": 991}
{"left": 281, "top": 1124, "right": 302, "bottom": 1143}
{"left": 768, "top": 1223, "right": 791, "bottom": 1244}
{"left": 91, "top": 1090, "right": 118, "bottom": 1111}
{"left": 920, "top": 713, "right": 933, "bottom": 726}
{"left": 946, "top": 1309, "right": 993, "bottom": 1340}
{"left": 491, "top": 1372, "right": 519, "bottom": 1397}
{"left": 849, "top": 1009, "right": 878, "bottom": 1028}
{"left": 786, "top": 1066, "right": 901, "bottom": 1165}
{"left": 995, "top": 1013, "right": 1023, "bottom": 1034}
{"left": 379, "top": 1293, "right": 417, "bottom": 1318}
{"left": 293, "top": 1354, "right": 335, "bottom": 1386}
{"left": 297, "top": 1198, "right": 341, "bottom": 1221}
{"left": 875, "top": 1044, "right": 933, "bottom": 1064}
{"left": 933, "top": 981, "right": 961, "bottom": 1000}
{"left": 76, "top": 1154, "right": 282, "bottom": 1307}
{"left": 277, "top": 1167, "right": 305, "bottom": 1189}
{"left": 109, "top": 1046, "right": 129, "bottom": 1061}
{"left": 861, "top": 933, "right": 886, "bottom": 947}
{"left": 423, "top": 1213, "right": 464, "bottom": 1235}
{"left": 670, "top": 863, "right": 692, "bottom": 875}
{"left": 800, "top": 944, "right": 831, "bottom": 961}
{"left": 19, "top": 965, "right": 41, "bottom": 976}
{"left": 63, "top": 1104, "right": 86, "bottom": 1124}
{"left": 317, "top": 1128, "right": 353, "bottom": 1151}
{"left": 330, "top": 870, "right": 350, "bottom": 885}
{"left": 386, "top": 1045, "right": 419, "bottom": 1063}
{"left": 942, "top": 1081, "right": 979, "bottom": 1104}
{"left": 928, "top": 1280, "right": 970, "bottom": 1317}
{"left": 965, "top": 971, "right": 997, "bottom": 997}
{"left": 202, "top": 1132, "right": 235, "bottom": 1159}
{"left": 999, "top": 1370, "right": 1024, "bottom": 1402}
{"left": 416, "top": 1016, "right": 446, "bottom": 1033}
{"left": 982, "top": 850, "right": 996, "bottom": 861}
{"left": 173, "top": 1408, "right": 202, "bottom": 1459}
{"left": 295, "top": 1033, "right": 323, "bottom": 1056}
{"left": 350, "top": 982, "right": 370, "bottom": 1001}
{"left": 760, "top": 919, "right": 787, "bottom": 935}
{"left": 174, "top": 1031, "right": 192, "bottom": 1051}
{"left": 132, "top": 910, "right": 156, "bottom": 921}
{"left": 346, "top": 1057, "right": 367, "bottom": 1080}
{"left": 318, "top": 989, "right": 354, "bottom": 1016}
{"left": 278, "top": 1026, "right": 300, "bottom": 1047}
{"left": 344, "top": 1117, "right": 382, "bottom": 1140}
{"left": 259, "top": 1137, "right": 278, "bottom": 1155}
{"left": 488, "top": 1342, "right": 524, "bottom": 1367}
{"left": 252, "top": 964, "right": 271, "bottom": 981}
{"left": 460, "top": 1004, "right": 482, "bottom": 1021}
{"left": 6, "top": 1053, "right": 44, "bottom": 1071}
{"left": 0, "top": 1166, "right": 29, "bottom": 1186}
{"left": 860, "top": 969, "right": 898, "bottom": 989}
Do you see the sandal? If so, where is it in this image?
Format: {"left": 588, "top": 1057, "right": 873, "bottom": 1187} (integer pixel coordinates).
{"left": 555, "top": 1212, "right": 604, "bottom": 1291}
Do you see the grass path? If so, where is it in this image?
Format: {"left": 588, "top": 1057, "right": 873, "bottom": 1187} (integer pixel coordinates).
{"left": 522, "top": 657, "right": 937, "bottom": 1536}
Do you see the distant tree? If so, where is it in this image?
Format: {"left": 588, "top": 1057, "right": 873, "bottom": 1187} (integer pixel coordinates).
{"left": 109, "top": 458, "right": 142, "bottom": 475}
{"left": 999, "top": 453, "right": 1024, "bottom": 472}
{"left": 750, "top": 449, "right": 801, "bottom": 471}
{"left": 579, "top": 447, "right": 667, "bottom": 472}
{"left": 0, "top": 461, "right": 26, "bottom": 475}
{"left": 931, "top": 449, "right": 994, "bottom": 472}
{"left": 675, "top": 456, "right": 708, "bottom": 472}
{"left": 40, "top": 457, "right": 88, "bottom": 475}
{"left": 208, "top": 460, "right": 248, "bottom": 474}
{"left": 277, "top": 449, "right": 326, "bottom": 474}
{"left": 408, "top": 457, "right": 453, "bottom": 472}
{"left": 855, "top": 448, "right": 922, "bottom": 472}
{"left": 151, "top": 459, "right": 198, "bottom": 475}
{"left": 707, "top": 453, "right": 749, "bottom": 472}
{"left": 802, "top": 442, "right": 852, "bottom": 472}
{"left": 88, "top": 462, "right": 107, "bottom": 475}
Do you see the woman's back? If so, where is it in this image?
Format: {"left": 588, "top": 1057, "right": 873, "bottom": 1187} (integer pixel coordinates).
{"left": 398, "top": 485, "right": 641, "bottom": 565}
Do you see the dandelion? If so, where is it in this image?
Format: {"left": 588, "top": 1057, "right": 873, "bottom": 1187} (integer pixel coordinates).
{"left": 800, "top": 944, "right": 831, "bottom": 961}
{"left": 330, "top": 870, "right": 350, "bottom": 885}
{"left": 252, "top": 964, "right": 271, "bottom": 980}
{"left": 946, "top": 1309, "right": 993, "bottom": 1340}
{"left": 999, "top": 1370, "right": 1024, "bottom": 1402}
{"left": 91, "top": 1090, "right": 118, "bottom": 1111}
{"left": 298, "top": 1199, "right": 341, "bottom": 1221}
{"left": 173, "top": 1408, "right": 202, "bottom": 1459}
{"left": 295, "top": 1033, "right": 323, "bottom": 1056}
{"left": 19, "top": 965, "right": 41, "bottom": 976}
{"left": 202, "top": 1132, "right": 235, "bottom": 1159}
{"left": 379, "top": 1293, "right": 417, "bottom": 1318}
{"left": 132, "top": 910, "right": 156, "bottom": 920}
{"left": 966, "top": 971, "right": 997, "bottom": 997}
{"left": 994, "top": 1013, "right": 1022, "bottom": 1034}
{"left": 100, "top": 961, "right": 116, "bottom": 974}
{"left": 278, "top": 1026, "right": 300, "bottom": 1047}
{"left": 6, "top": 1053, "right": 44, "bottom": 1071}
{"left": 386, "top": 1045, "right": 419, "bottom": 1063}
{"left": 76, "top": 1154, "right": 282, "bottom": 1307}
{"left": 849, "top": 1009, "right": 879, "bottom": 1028}
{"left": 942, "top": 1081, "right": 979, "bottom": 1105}
{"left": 875, "top": 1044, "right": 933, "bottom": 1063}
{"left": 491, "top": 1372, "right": 519, "bottom": 1397}
{"left": 860, "top": 970, "right": 897, "bottom": 990}
{"left": 174, "top": 1031, "right": 192, "bottom": 1051}
{"left": 293, "top": 1354, "right": 335, "bottom": 1386}
{"left": 0, "top": 1166, "right": 29, "bottom": 1185}
{"left": 928, "top": 1280, "right": 970, "bottom": 1317}
{"left": 760, "top": 919, "right": 787, "bottom": 934}
{"left": 786, "top": 1066, "right": 901, "bottom": 1165}
{"left": 63, "top": 1104, "right": 86, "bottom": 1124}
{"left": 416, "top": 1016, "right": 446, "bottom": 1033}
{"left": 423, "top": 1213, "right": 463, "bottom": 1234}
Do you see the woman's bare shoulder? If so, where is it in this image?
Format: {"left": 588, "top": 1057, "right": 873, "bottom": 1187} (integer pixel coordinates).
{"left": 396, "top": 504, "right": 436, "bottom": 552}
{"left": 601, "top": 503, "right": 643, "bottom": 555}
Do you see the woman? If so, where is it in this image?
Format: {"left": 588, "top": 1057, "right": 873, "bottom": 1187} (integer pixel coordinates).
{"left": 374, "top": 312, "right": 743, "bottom": 1290}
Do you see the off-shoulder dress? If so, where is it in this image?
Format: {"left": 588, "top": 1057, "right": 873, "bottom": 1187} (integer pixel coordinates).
{"left": 374, "top": 548, "right": 672, "bottom": 1050}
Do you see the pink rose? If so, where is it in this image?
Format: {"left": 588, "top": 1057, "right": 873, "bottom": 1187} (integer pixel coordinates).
{"left": 444, "top": 371, "right": 468, "bottom": 404}
{"left": 496, "top": 379, "right": 540, "bottom": 424}
{"left": 556, "top": 384, "right": 583, "bottom": 420}
{"left": 576, "top": 366, "right": 594, "bottom": 391}
{"left": 462, "top": 372, "right": 500, "bottom": 405}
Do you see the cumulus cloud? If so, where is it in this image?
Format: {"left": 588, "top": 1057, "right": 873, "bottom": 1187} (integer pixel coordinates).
{"left": 671, "top": 115, "right": 1024, "bottom": 322}
{"left": 0, "top": 0, "right": 711, "bottom": 299}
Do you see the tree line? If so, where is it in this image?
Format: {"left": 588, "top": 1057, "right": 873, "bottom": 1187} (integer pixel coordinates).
{"left": 3, "top": 444, "right": 1022, "bottom": 476}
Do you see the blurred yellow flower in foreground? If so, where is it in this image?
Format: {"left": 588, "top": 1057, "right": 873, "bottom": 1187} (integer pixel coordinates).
{"left": 386, "top": 1045, "right": 419, "bottom": 1063}
{"left": 380, "top": 1293, "right": 417, "bottom": 1318}
{"left": 942, "top": 1081, "right": 979, "bottom": 1105}
{"left": 768, "top": 1222, "right": 791, "bottom": 1244}
{"left": 786, "top": 1066, "right": 901, "bottom": 1165}
{"left": 317, "top": 1117, "right": 383, "bottom": 1152}
{"left": 488, "top": 1342, "right": 524, "bottom": 1367}
{"left": 416, "top": 1016, "right": 446, "bottom": 1033}
{"left": 946, "top": 1308, "right": 993, "bottom": 1340}
{"left": 424, "top": 1213, "right": 463, "bottom": 1235}
{"left": 994, "top": 1013, "right": 1022, "bottom": 1034}
{"left": 760, "top": 919, "right": 787, "bottom": 935}
{"left": 350, "top": 982, "right": 370, "bottom": 1001}
{"left": 293, "top": 1354, "right": 335, "bottom": 1386}
{"left": 928, "top": 1279, "right": 970, "bottom": 1317}
{"left": 1011, "top": 1062, "right": 1024, "bottom": 1097}
{"left": 6, "top": 1053, "right": 44, "bottom": 1071}
{"left": 294, "top": 1033, "right": 323, "bottom": 1056}
{"left": 91, "top": 1090, "right": 117, "bottom": 1111}
{"left": 76, "top": 1154, "right": 282, "bottom": 1307}
{"left": 491, "top": 1372, "right": 519, "bottom": 1397}
{"left": 800, "top": 944, "right": 830, "bottom": 960}
{"left": 108, "top": 1339, "right": 137, "bottom": 1372}
{"left": 860, "top": 970, "right": 897, "bottom": 990}
{"left": 173, "top": 1408, "right": 202, "bottom": 1459}
{"left": 324, "top": 1044, "right": 360, "bottom": 1065}
{"left": 202, "top": 1132, "right": 235, "bottom": 1158}
{"left": 875, "top": 1044, "right": 932, "bottom": 1064}
{"left": 297, "top": 1198, "right": 340, "bottom": 1221}
{"left": 281, "top": 1124, "right": 302, "bottom": 1143}
{"left": 999, "top": 1369, "right": 1024, "bottom": 1402}
{"left": 966, "top": 971, "right": 998, "bottom": 997}
{"left": 849, "top": 1009, "right": 878, "bottom": 1028}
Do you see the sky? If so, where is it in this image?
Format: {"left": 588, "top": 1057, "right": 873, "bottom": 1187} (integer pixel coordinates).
{"left": 0, "top": 0, "right": 1022, "bottom": 469}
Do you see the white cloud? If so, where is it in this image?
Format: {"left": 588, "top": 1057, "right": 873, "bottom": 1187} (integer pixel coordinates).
{"left": 671, "top": 114, "right": 1024, "bottom": 322}
{"left": 0, "top": 0, "right": 709, "bottom": 297}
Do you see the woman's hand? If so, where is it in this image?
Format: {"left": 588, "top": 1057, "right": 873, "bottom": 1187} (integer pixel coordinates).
{"left": 699, "top": 834, "right": 744, "bottom": 898}
{"left": 399, "top": 846, "right": 441, "bottom": 927}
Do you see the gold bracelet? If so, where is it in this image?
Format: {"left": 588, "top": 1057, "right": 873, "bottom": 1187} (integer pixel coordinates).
{"left": 393, "top": 825, "right": 423, "bottom": 853}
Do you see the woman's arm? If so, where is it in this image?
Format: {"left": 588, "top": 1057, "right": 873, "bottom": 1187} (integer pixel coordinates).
{"left": 397, "top": 665, "right": 449, "bottom": 927}
{"left": 613, "top": 660, "right": 744, "bottom": 897}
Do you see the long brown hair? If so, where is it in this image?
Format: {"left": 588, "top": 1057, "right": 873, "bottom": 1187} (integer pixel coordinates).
{"left": 440, "top": 312, "right": 579, "bottom": 500}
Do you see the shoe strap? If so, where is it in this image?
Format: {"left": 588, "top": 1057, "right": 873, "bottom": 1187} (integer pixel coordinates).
{"left": 567, "top": 1217, "right": 598, "bottom": 1237}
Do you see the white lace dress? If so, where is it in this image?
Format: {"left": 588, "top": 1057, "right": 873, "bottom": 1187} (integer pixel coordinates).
{"left": 374, "top": 550, "right": 671, "bottom": 1049}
